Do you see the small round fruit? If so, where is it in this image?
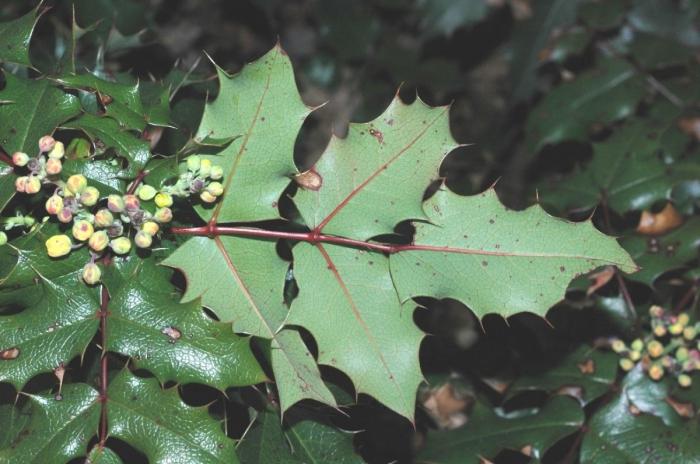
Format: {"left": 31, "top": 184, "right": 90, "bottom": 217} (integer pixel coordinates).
{"left": 631, "top": 339, "right": 644, "bottom": 352}
{"left": 110, "top": 237, "right": 132, "bottom": 255}
{"left": 123, "top": 194, "right": 140, "bottom": 211}
{"left": 107, "top": 194, "right": 125, "bottom": 213}
{"left": 25, "top": 176, "right": 41, "bottom": 194}
{"left": 80, "top": 186, "right": 100, "bottom": 207}
{"left": 619, "top": 358, "right": 635, "bottom": 371}
{"left": 210, "top": 165, "right": 224, "bottom": 180}
{"left": 670, "top": 323, "right": 683, "bottom": 335}
{"left": 206, "top": 181, "right": 224, "bottom": 197}
{"left": 137, "top": 184, "right": 157, "bottom": 201}
{"left": 648, "top": 364, "right": 664, "bottom": 381}
{"left": 679, "top": 313, "right": 690, "bottom": 326}
{"left": 82, "top": 262, "right": 101, "bottom": 285}
{"left": 679, "top": 374, "right": 692, "bottom": 388}
{"left": 38, "top": 135, "right": 56, "bottom": 152}
{"left": 88, "top": 231, "right": 109, "bottom": 252}
{"left": 66, "top": 174, "right": 88, "bottom": 194}
{"left": 647, "top": 340, "right": 664, "bottom": 358}
{"left": 11, "top": 152, "right": 29, "bottom": 167}
{"left": 684, "top": 327, "right": 697, "bottom": 341}
{"left": 14, "top": 176, "right": 27, "bottom": 192}
{"left": 142, "top": 221, "right": 159, "bottom": 236}
{"left": 48, "top": 141, "right": 65, "bottom": 159}
{"left": 0, "top": 231, "right": 7, "bottom": 246}
{"left": 611, "top": 339, "right": 626, "bottom": 353}
{"left": 677, "top": 347, "right": 690, "bottom": 362}
{"left": 200, "top": 191, "right": 217, "bottom": 203}
{"left": 45, "top": 158, "right": 62, "bottom": 175}
{"left": 649, "top": 305, "right": 664, "bottom": 318}
{"left": 186, "top": 155, "right": 201, "bottom": 172}
{"left": 134, "top": 230, "right": 153, "bottom": 248}
{"left": 72, "top": 220, "right": 94, "bottom": 241}
{"left": 45, "top": 234, "right": 72, "bottom": 258}
{"left": 45, "top": 195, "right": 64, "bottom": 215}
{"left": 94, "top": 209, "right": 114, "bottom": 228}
{"left": 653, "top": 324, "right": 667, "bottom": 338}
{"left": 630, "top": 350, "right": 641, "bottom": 362}
{"left": 154, "top": 207, "right": 172, "bottom": 223}
{"left": 57, "top": 207, "right": 73, "bottom": 224}
{"left": 154, "top": 192, "right": 173, "bottom": 208}
{"left": 199, "top": 159, "right": 212, "bottom": 177}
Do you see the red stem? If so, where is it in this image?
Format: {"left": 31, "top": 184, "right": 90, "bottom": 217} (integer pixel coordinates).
{"left": 0, "top": 149, "right": 12, "bottom": 166}
{"left": 126, "top": 170, "right": 148, "bottom": 195}
{"left": 98, "top": 285, "right": 109, "bottom": 448}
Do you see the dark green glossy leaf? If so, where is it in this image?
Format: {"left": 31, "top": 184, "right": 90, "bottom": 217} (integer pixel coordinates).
{"left": 578, "top": 0, "right": 627, "bottom": 30}
{"left": 0, "top": 6, "right": 40, "bottom": 67}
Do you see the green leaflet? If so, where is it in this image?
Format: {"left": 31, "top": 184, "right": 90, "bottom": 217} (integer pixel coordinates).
{"left": 416, "top": 396, "right": 584, "bottom": 463}
{"left": 104, "top": 259, "right": 265, "bottom": 390}
{"left": 390, "top": 188, "right": 637, "bottom": 319}
{"left": 0, "top": 384, "right": 100, "bottom": 464}
{"left": 0, "top": 6, "right": 40, "bottom": 67}
{"left": 162, "top": 236, "right": 336, "bottom": 412}
{"left": 294, "top": 97, "right": 458, "bottom": 241}
{"left": 108, "top": 369, "right": 239, "bottom": 464}
{"left": 194, "top": 46, "right": 309, "bottom": 223}
{"left": 288, "top": 243, "right": 424, "bottom": 421}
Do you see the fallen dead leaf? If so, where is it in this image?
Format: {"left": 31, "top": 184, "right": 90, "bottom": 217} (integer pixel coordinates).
{"left": 678, "top": 117, "right": 700, "bottom": 141}
{"left": 637, "top": 203, "right": 683, "bottom": 236}
{"left": 666, "top": 396, "right": 695, "bottom": 418}
{"left": 587, "top": 266, "right": 615, "bottom": 295}
{"left": 421, "top": 383, "right": 473, "bottom": 430}
{"left": 520, "top": 445, "right": 533, "bottom": 457}
{"left": 578, "top": 358, "right": 595, "bottom": 374}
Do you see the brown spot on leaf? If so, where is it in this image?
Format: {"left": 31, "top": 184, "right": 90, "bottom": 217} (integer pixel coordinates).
{"left": 1, "top": 347, "right": 19, "bottom": 360}
{"left": 369, "top": 128, "right": 384, "bottom": 144}
{"left": 637, "top": 203, "right": 683, "bottom": 236}
{"left": 577, "top": 358, "right": 595, "bottom": 374}
{"left": 294, "top": 169, "right": 322, "bottom": 191}
{"left": 587, "top": 266, "right": 615, "bottom": 295}
{"left": 421, "top": 383, "right": 473, "bottom": 430}
{"left": 161, "top": 326, "right": 182, "bottom": 343}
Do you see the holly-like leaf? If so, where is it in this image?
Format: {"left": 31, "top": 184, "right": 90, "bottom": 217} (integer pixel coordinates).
{"left": 540, "top": 116, "right": 700, "bottom": 214}
{"left": 107, "top": 369, "right": 239, "bottom": 464}
{"left": 64, "top": 113, "right": 151, "bottom": 177}
{"left": 288, "top": 244, "right": 424, "bottom": 420}
{"left": 0, "top": 226, "right": 99, "bottom": 388}
{"left": 507, "top": 346, "right": 618, "bottom": 406}
{"left": 294, "top": 97, "right": 458, "bottom": 241}
{"left": 416, "top": 396, "right": 584, "bottom": 463}
{"left": 525, "top": 58, "right": 647, "bottom": 154}
{"left": 237, "top": 408, "right": 363, "bottom": 464}
{"left": 87, "top": 446, "right": 124, "bottom": 464}
{"left": 0, "top": 6, "right": 40, "bottom": 67}
{"left": 194, "top": 45, "right": 310, "bottom": 223}
{"left": 390, "top": 188, "right": 637, "bottom": 319}
{"left": 0, "top": 383, "right": 100, "bottom": 464}
{"left": 162, "top": 236, "right": 336, "bottom": 412}
{"left": 0, "top": 73, "right": 81, "bottom": 154}
{"left": 0, "top": 167, "right": 15, "bottom": 213}
{"left": 103, "top": 259, "right": 265, "bottom": 390}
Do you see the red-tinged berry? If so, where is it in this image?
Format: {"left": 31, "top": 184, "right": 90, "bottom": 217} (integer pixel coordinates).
{"left": 72, "top": 220, "right": 94, "bottom": 241}
{"left": 653, "top": 324, "right": 667, "bottom": 338}
{"left": 14, "top": 176, "right": 27, "bottom": 192}
{"left": 11, "top": 152, "right": 29, "bottom": 167}
{"left": 154, "top": 207, "right": 172, "bottom": 223}
{"left": 648, "top": 364, "right": 664, "bottom": 381}
{"left": 647, "top": 340, "right": 663, "bottom": 358}
{"left": 45, "top": 195, "right": 64, "bottom": 215}
{"left": 123, "top": 194, "right": 140, "bottom": 211}
{"left": 45, "top": 158, "right": 62, "bottom": 175}
{"left": 38, "top": 135, "right": 56, "bottom": 152}
{"left": 57, "top": 207, "right": 73, "bottom": 223}
{"left": 88, "top": 231, "right": 109, "bottom": 252}
{"left": 649, "top": 305, "right": 664, "bottom": 318}
{"left": 94, "top": 209, "right": 114, "bottom": 228}
{"left": 25, "top": 176, "right": 41, "bottom": 194}
{"left": 134, "top": 230, "right": 153, "bottom": 248}
{"left": 107, "top": 194, "right": 125, "bottom": 213}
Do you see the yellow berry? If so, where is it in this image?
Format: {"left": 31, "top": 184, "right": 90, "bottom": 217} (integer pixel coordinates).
{"left": 154, "top": 207, "right": 172, "bottom": 223}
{"left": 45, "top": 234, "right": 72, "bottom": 258}
{"left": 647, "top": 340, "right": 664, "bottom": 358}
{"left": 0, "top": 232, "right": 7, "bottom": 246}
{"left": 186, "top": 155, "right": 201, "bottom": 172}
{"left": 619, "top": 358, "right": 635, "bottom": 371}
{"left": 45, "top": 158, "right": 62, "bottom": 175}
{"left": 199, "top": 159, "right": 212, "bottom": 177}
{"left": 142, "top": 221, "right": 159, "bottom": 236}
{"left": 72, "top": 220, "right": 94, "bottom": 241}
{"left": 630, "top": 350, "right": 641, "bottom": 361}
{"left": 66, "top": 174, "right": 87, "bottom": 194}
{"left": 110, "top": 237, "right": 132, "bottom": 255}
{"left": 48, "top": 141, "right": 65, "bottom": 159}
{"left": 94, "top": 209, "right": 114, "bottom": 228}
{"left": 679, "top": 314, "right": 690, "bottom": 326}
{"left": 80, "top": 186, "right": 100, "bottom": 207}
{"left": 14, "top": 176, "right": 27, "bottom": 192}
{"left": 154, "top": 192, "right": 173, "bottom": 208}
{"left": 670, "top": 323, "right": 683, "bottom": 335}
{"left": 611, "top": 339, "right": 626, "bottom": 353}
{"left": 206, "top": 181, "right": 224, "bottom": 197}
{"left": 88, "top": 231, "right": 109, "bottom": 252}
{"left": 648, "top": 364, "right": 664, "bottom": 381}
{"left": 134, "top": 230, "right": 153, "bottom": 248}
{"left": 210, "top": 165, "right": 224, "bottom": 180}
{"left": 11, "top": 152, "right": 29, "bottom": 167}
{"left": 684, "top": 327, "right": 697, "bottom": 341}
{"left": 679, "top": 374, "right": 692, "bottom": 388}
{"left": 137, "top": 184, "right": 157, "bottom": 201}
{"left": 649, "top": 305, "right": 665, "bottom": 318}
{"left": 45, "top": 195, "right": 64, "bottom": 215}
{"left": 25, "top": 176, "right": 41, "bottom": 194}
{"left": 200, "top": 191, "right": 217, "bottom": 203}
{"left": 38, "top": 135, "right": 55, "bottom": 152}
{"left": 82, "top": 262, "right": 101, "bottom": 285}
{"left": 653, "top": 324, "right": 667, "bottom": 338}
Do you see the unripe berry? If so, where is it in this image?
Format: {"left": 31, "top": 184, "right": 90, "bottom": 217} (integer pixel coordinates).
{"left": 45, "top": 234, "right": 72, "bottom": 258}
{"left": 647, "top": 340, "right": 663, "bottom": 358}
{"left": 45, "top": 195, "right": 64, "bottom": 215}
{"left": 199, "top": 159, "right": 212, "bottom": 177}
{"left": 80, "top": 186, "right": 100, "bottom": 206}
{"left": 186, "top": 155, "right": 201, "bottom": 172}
{"left": 648, "top": 364, "right": 664, "bottom": 381}
{"left": 669, "top": 323, "right": 683, "bottom": 335}
{"left": 206, "top": 181, "right": 224, "bottom": 197}
{"left": 107, "top": 194, "right": 125, "bottom": 213}
{"left": 679, "top": 374, "right": 692, "bottom": 388}
{"left": 38, "top": 135, "right": 56, "bottom": 152}
{"left": 653, "top": 324, "right": 667, "bottom": 338}
{"left": 0, "top": 231, "right": 7, "bottom": 246}
{"left": 677, "top": 347, "right": 690, "bottom": 362}
{"left": 94, "top": 209, "right": 114, "bottom": 228}
{"left": 11, "top": 151, "right": 29, "bottom": 167}
{"left": 611, "top": 339, "right": 626, "bottom": 353}
{"left": 134, "top": 230, "right": 153, "bottom": 248}
{"left": 123, "top": 194, "right": 140, "bottom": 211}
{"left": 662, "top": 355, "right": 675, "bottom": 369}
{"left": 48, "top": 141, "right": 65, "bottom": 159}
{"left": 631, "top": 339, "right": 644, "bottom": 352}
{"left": 57, "top": 207, "right": 73, "bottom": 223}
{"left": 154, "top": 207, "right": 172, "bottom": 223}
{"left": 679, "top": 313, "right": 690, "bottom": 326}
{"left": 14, "top": 176, "right": 27, "bottom": 192}
{"left": 88, "top": 230, "right": 109, "bottom": 252}
{"left": 72, "top": 220, "right": 94, "bottom": 241}
{"left": 210, "top": 165, "right": 224, "bottom": 180}
{"left": 200, "top": 191, "right": 217, "bottom": 203}
{"left": 142, "top": 221, "right": 159, "bottom": 236}
{"left": 23, "top": 216, "right": 35, "bottom": 227}
{"left": 66, "top": 174, "right": 88, "bottom": 194}
{"left": 649, "top": 305, "right": 665, "bottom": 318}
{"left": 45, "top": 158, "right": 62, "bottom": 175}
{"left": 684, "top": 327, "right": 697, "bottom": 341}
{"left": 25, "top": 176, "right": 41, "bottom": 194}
{"left": 107, "top": 221, "right": 124, "bottom": 238}
{"left": 82, "top": 262, "right": 101, "bottom": 285}
{"left": 154, "top": 192, "right": 173, "bottom": 208}
{"left": 110, "top": 236, "right": 132, "bottom": 255}
{"left": 630, "top": 350, "right": 641, "bottom": 362}
{"left": 619, "top": 358, "right": 634, "bottom": 371}
{"left": 137, "top": 184, "right": 157, "bottom": 201}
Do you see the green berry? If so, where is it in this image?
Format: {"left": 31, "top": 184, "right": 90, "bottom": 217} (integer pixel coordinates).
{"left": 677, "top": 347, "right": 690, "bottom": 362}
{"left": 186, "top": 155, "right": 201, "bottom": 172}
{"left": 631, "top": 339, "right": 644, "bottom": 352}
{"left": 684, "top": 327, "right": 697, "bottom": 341}
{"left": 670, "top": 323, "right": 683, "bottom": 335}
{"left": 199, "top": 159, "right": 212, "bottom": 177}
{"left": 137, "top": 184, "right": 157, "bottom": 201}
{"left": 134, "top": 230, "right": 153, "bottom": 248}
{"left": 679, "top": 313, "right": 690, "bottom": 326}
{"left": 206, "top": 181, "right": 224, "bottom": 197}
{"left": 110, "top": 237, "right": 132, "bottom": 255}
{"left": 82, "top": 262, "right": 101, "bottom": 285}
{"left": 0, "top": 231, "right": 7, "bottom": 246}
{"left": 619, "top": 358, "right": 634, "bottom": 371}
{"left": 679, "top": 374, "right": 692, "bottom": 388}
{"left": 210, "top": 165, "right": 224, "bottom": 180}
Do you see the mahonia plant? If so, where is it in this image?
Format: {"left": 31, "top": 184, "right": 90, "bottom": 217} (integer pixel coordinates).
{"left": 0, "top": 5, "right": 638, "bottom": 464}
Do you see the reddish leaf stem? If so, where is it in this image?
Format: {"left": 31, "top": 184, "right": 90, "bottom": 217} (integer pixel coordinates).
{"left": 98, "top": 285, "right": 109, "bottom": 448}
{"left": 0, "top": 149, "right": 12, "bottom": 166}
{"left": 126, "top": 170, "right": 148, "bottom": 195}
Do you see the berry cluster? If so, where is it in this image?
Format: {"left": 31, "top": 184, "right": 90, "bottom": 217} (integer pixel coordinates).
{"left": 3, "top": 136, "right": 225, "bottom": 286}
{"left": 612, "top": 305, "right": 700, "bottom": 388}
